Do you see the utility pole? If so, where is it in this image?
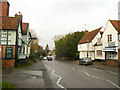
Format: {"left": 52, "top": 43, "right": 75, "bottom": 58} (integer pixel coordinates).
{"left": 87, "top": 39, "right": 89, "bottom": 58}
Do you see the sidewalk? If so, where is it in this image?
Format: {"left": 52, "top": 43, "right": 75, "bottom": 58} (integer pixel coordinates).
{"left": 88, "top": 64, "right": 118, "bottom": 73}
{"left": 2, "top": 61, "right": 45, "bottom": 88}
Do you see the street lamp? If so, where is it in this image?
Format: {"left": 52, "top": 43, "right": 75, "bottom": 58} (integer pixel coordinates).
{"left": 87, "top": 39, "right": 89, "bottom": 58}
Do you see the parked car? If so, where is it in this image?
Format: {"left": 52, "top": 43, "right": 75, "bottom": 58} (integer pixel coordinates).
{"left": 47, "top": 56, "right": 52, "bottom": 61}
{"left": 79, "top": 57, "right": 93, "bottom": 65}
{"left": 43, "top": 57, "right": 47, "bottom": 60}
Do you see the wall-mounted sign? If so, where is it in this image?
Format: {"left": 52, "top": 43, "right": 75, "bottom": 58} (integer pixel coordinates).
{"left": 5, "top": 47, "right": 13, "bottom": 59}
{"left": 108, "top": 42, "right": 115, "bottom": 47}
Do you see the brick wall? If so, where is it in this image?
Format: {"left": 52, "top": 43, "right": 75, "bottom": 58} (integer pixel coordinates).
{"left": 106, "top": 59, "right": 118, "bottom": 67}
{"left": 2, "top": 46, "right": 15, "bottom": 59}
{"left": 2, "top": 59, "right": 15, "bottom": 68}
{"left": 2, "top": 46, "right": 16, "bottom": 68}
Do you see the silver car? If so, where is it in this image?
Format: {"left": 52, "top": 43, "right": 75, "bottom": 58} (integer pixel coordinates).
{"left": 79, "top": 57, "right": 93, "bottom": 65}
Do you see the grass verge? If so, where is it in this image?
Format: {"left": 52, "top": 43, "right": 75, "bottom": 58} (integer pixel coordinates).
{"left": 0, "top": 81, "right": 16, "bottom": 89}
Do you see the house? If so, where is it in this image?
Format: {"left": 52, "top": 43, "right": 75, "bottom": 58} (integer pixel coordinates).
{"left": 0, "top": 15, "right": 23, "bottom": 67}
{"left": 0, "top": 0, "right": 32, "bottom": 67}
{"left": 78, "top": 27, "right": 102, "bottom": 60}
{"left": 18, "top": 23, "right": 32, "bottom": 60}
{"left": 103, "top": 20, "right": 120, "bottom": 66}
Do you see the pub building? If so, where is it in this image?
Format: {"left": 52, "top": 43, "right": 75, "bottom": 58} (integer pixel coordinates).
{"left": 0, "top": 0, "right": 31, "bottom": 67}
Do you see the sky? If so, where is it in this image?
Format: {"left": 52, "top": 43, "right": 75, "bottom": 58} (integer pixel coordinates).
{"left": 8, "top": 0, "right": 119, "bottom": 50}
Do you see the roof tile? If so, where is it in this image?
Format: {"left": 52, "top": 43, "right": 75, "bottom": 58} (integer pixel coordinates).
{"left": 78, "top": 27, "right": 102, "bottom": 44}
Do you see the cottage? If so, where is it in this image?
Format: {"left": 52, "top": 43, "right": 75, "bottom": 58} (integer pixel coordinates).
{"left": 78, "top": 27, "right": 102, "bottom": 60}
{"left": 18, "top": 23, "right": 32, "bottom": 60}
{"left": 0, "top": 16, "right": 23, "bottom": 67}
{"left": 0, "top": 0, "right": 32, "bottom": 67}
{"left": 103, "top": 20, "right": 120, "bottom": 66}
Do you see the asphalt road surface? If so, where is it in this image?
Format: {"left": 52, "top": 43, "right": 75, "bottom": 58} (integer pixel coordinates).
{"left": 42, "top": 59, "right": 119, "bottom": 89}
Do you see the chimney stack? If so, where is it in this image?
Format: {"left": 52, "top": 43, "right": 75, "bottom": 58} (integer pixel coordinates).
{"left": 0, "top": 0, "right": 10, "bottom": 16}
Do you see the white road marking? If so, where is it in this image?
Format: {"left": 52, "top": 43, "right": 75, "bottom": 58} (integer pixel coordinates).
{"left": 106, "top": 79, "right": 120, "bottom": 88}
{"left": 73, "top": 67, "right": 75, "bottom": 70}
{"left": 52, "top": 70, "right": 67, "bottom": 90}
{"left": 109, "top": 71, "right": 118, "bottom": 75}
{"left": 83, "top": 71, "right": 91, "bottom": 77}
{"left": 44, "top": 63, "right": 66, "bottom": 89}
{"left": 73, "top": 67, "right": 119, "bottom": 88}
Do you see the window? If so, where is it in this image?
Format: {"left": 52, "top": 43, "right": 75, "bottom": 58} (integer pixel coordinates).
{"left": 19, "top": 47, "right": 22, "bottom": 54}
{"left": 23, "top": 45, "right": 25, "bottom": 54}
{"left": 97, "top": 50, "right": 102, "bottom": 56}
{"left": 97, "top": 38, "right": 101, "bottom": 44}
{"left": 108, "top": 34, "right": 112, "bottom": 42}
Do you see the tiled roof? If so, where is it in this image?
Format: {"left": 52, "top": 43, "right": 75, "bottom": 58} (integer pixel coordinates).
{"left": 110, "top": 20, "right": 120, "bottom": 32}
{"left": 78, "top": 27, "right": 102, "bottom": 44}
{"left": 22, "top": 23, "right": 29, "bottom": 35}
{"left": 0, "top": 16, "right": 22, "bottom": 30}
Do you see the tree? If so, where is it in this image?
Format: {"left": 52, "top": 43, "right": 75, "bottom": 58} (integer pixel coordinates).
{"left": 54, "top": 31, "right": 85, "bottom": 60}
{"left": 45, "top": 44, "right": 50, "bottom": 56}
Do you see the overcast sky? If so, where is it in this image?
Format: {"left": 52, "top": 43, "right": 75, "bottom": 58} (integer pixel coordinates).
{"left": 8, "top": 0, "right": 119, "bottom": 50}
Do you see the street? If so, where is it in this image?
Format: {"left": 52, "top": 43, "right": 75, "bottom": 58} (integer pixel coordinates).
{"left": 42, "top": 59, "right": 119, "bottom": 89}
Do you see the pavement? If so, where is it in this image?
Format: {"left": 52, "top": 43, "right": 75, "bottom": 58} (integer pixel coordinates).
{"left": 2, "top": 61, "right": 46, "bottom": 88}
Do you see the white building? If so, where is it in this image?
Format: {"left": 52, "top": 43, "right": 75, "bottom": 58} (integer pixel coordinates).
{"left": 18, "top": 23, "right": 32, "bottom": 60}
{"left": 103, "top": 20, "right": 120, "bottom": 62}
{"left": 78, "top": 27, "right": 102, "bottom": 60}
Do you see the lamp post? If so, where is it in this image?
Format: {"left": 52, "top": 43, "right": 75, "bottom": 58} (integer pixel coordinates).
{"left": 87, "top": 39, "right": 89, "bottom": 58}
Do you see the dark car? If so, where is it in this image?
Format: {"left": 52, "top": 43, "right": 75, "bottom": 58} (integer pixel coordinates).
{"left": 47, "top": 56, "right": 52, "bottom": 61}
{"left": 79, "top": 57, "right": 93, "bottom": 65}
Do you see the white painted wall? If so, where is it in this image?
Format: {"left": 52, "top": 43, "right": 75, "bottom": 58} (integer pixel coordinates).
{"left": 103, "top": 21, "right": 118, "bottom": 60}
{"left": 18, "top": 23, "right": 22, "bottom": 46}
{"left": 95, "top": 45, "right": 105, "bottom": 60}
{"left": 103, "top": 21, "right": 118, "bottom": 48}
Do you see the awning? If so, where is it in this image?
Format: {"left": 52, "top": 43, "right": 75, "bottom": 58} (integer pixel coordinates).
{"left": 103, "top": 47, "right": 116, "bottom": 52}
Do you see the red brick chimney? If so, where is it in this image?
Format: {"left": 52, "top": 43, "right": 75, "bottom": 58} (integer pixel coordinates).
{"left": 0, "top": 0, "right": 10, "bottom": 16}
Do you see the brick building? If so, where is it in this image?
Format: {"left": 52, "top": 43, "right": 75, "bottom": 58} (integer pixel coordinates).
{"left": 0, "top": 0, "right": 31, "bottom": 67}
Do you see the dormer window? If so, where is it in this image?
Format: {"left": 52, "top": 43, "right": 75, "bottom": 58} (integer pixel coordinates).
{"left": 97, "top": 38, "right": 101, "bottom": 44}
{"left": 108, "top": 34, "right": 112, "bottom": 42}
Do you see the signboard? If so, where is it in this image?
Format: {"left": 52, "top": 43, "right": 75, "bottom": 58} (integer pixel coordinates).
{"left": 5, "top": 47, "right": 13, "bottom": 59}
{"left": 108, "top": 42, "right": 115, "bottom": 47}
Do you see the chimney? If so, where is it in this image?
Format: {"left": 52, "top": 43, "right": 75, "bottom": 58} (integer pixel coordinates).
{"left": 0, "top": 0, "right": 10, "bottom": 16}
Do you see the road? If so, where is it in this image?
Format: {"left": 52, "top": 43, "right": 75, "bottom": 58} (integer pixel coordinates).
{"left": 42, "top": 59, "right": 119, "bottom": 89}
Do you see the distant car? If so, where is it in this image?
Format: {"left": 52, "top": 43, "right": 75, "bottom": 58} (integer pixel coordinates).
{"left": 47, "top": 56, "right": 52, "bottom": 61}
{"left": 79, "top": 57, "right": 93, "bottom": 65}
{"left": 43, "top": 57, "right": 47, "bottom": 60}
